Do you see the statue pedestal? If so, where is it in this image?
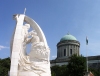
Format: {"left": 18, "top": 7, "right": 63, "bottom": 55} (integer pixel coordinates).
{"left": 18, "top": 71, "right": 50, "bottom": 76}
{"left": 18, "top": 71, "right": 38, "bottom": 76}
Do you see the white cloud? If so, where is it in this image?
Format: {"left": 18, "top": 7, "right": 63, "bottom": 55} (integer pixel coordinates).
{"left": 52, "top": 55, "right": 57, "bottom": 58}
{"left": 0, "top": 45, "right": 9, "bottom": 50}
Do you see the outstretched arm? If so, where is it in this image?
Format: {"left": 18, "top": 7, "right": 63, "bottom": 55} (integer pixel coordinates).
{"left": 25, "top": 37, "right": 32, "bottom": 44}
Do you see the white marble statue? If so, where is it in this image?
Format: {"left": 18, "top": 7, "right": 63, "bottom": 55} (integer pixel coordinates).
{"left": 22, "top": 24, "right": 30, "bottom": 55}
{"left": 10, "top": 14, "right": 51, "bottom": 76}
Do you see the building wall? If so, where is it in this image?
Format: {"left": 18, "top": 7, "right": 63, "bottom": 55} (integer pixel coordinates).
{"left": 57, "top": 40, "right": 80, "bottom": 59}
{"left": 51, "top": 62, "right": 68, "bottom": 67}
{"left": 51, "top": 36, "right": 100, "bottom": 69}
{"left": 51, "top": 56, "right": 100, "bottom": 68}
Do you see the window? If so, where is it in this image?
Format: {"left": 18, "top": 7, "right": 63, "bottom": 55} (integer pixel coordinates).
{"left": 64, "top": 49, "right": 66, "bottom": 56}
{"left": 70, "top": 49, "right": 72, "bottom": 55}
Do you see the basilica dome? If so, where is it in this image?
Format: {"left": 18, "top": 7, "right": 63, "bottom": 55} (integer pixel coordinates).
{"left": 60, "top": 34, "right": 77, "bottom": 41}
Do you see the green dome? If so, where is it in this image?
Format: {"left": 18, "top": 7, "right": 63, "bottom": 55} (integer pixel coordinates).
{"left": 60, "top": 34, "right": 77, "bottom": 41}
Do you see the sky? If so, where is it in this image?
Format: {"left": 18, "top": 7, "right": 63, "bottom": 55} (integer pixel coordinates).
{"left": 0, "top": 0, "right": 100, "bottom": 60}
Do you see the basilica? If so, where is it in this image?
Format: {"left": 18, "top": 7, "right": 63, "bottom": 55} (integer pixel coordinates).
{"left": 50, "top": 33, "right": 100, "bottom": 69}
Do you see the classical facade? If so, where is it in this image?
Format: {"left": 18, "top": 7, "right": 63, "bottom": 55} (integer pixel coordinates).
{"left": 51, "top": 33, "right": 80, "bottom": 66}
{"left": 51, "top": 34, "right": 100, "bottom": 68}
{"left": 57, "top": 33, "right": 80, "bottom": 59}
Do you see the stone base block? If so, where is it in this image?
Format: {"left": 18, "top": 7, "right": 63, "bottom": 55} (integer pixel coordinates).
{"left": 18, "top": 71, "right": 39, "bottom": 76}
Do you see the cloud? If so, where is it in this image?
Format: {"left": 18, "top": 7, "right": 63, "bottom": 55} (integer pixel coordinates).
{"left": 0, "top": 45, "right": 9, "bottom": 50}
{"left": 52, "top": 55, "right": 57, "bottom": 59}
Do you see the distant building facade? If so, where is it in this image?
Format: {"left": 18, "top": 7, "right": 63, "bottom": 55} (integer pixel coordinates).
{"left": 50, "top": 34, "right": 100, "bottom": 69}
{"left": 57, "top": 33, "right": 80, "bottom": 58}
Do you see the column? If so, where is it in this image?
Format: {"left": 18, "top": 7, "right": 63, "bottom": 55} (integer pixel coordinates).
{"left": 66, "top": 46, "right": 67, "bottom": 56}
{"left": 69, "top": 45, "right": 70, "bottom": 56}
{"left": 67, "top": 45, "right": 69, "bottom": 56}
{"left": 57, "top": 48, "right": 58, "bottom": 58}
{"left": 61, "top": 47, "right": 63, "bottom": 57}
{"left": 10, "top": 14, "right": 25, "bottom": 76}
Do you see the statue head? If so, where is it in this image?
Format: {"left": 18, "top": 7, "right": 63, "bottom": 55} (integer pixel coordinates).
{"left": 24, "top": 24, "right": 30, "bottom": 30}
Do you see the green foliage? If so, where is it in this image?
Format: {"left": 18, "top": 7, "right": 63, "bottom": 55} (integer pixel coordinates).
{"left": 67, "top": 54, "right": 86, "bottom": 76}
{"left": 51, "top": 65, "right": 68, "bottom": 76}
{"left": 0, "top": 57, "right": 10, "bottom": 76}
{"left": 51, "top": 54, "right": 87, "bottom": 76}
{"left": 89, "top": 68, "right": 100, "bottom": 76}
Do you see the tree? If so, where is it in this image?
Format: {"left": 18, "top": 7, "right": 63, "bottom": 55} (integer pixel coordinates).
{"left": 0, "top": 57, "right": 10, "bottom": 76}
{"left": 89, "top": 68, "right": 100, "bottom": 76}
{"left": 51, "top": 65, "right": 61, "bottom": 76}
{"left": 67, "top": 54, "right": 86, "bottom": 76}
{"left": 51, "top": 65, "right": 68, "bottom": 76}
